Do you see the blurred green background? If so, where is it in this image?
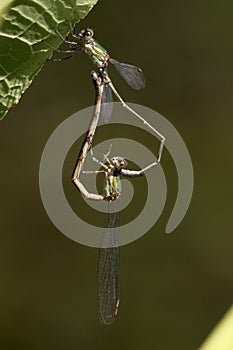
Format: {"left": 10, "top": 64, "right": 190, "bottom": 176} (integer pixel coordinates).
{"left": 0, "top": 0, "right": 233, "bottom": 349}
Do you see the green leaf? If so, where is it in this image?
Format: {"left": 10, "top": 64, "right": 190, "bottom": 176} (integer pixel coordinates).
{"left": 0, "top": 0, "right": 98, "bottom": 119}
{"left": 198, "top": 305, "right": 233, "bottom": 350}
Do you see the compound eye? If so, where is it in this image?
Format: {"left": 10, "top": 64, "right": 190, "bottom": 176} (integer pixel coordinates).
{"left": 119, "top": 158, "right": 127, "bottom": 168}
{"left": 84, "top": 28, "right": 93, "bottom": 38}
{"left": 112, "top": 157, "right": 127, "bottom": 169}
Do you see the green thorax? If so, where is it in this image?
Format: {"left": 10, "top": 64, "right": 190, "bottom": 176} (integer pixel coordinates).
{"left": 101, "top": 156, "right": 126, "bottom": 201}
{"left": 104, "top": 173, "right": 122, "bottom": 201}
{"left": 84, "top": 39, "right": 109, "bottom": 68}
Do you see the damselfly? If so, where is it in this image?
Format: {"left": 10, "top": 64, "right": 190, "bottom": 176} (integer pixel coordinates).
{"left": 46, "top": 25, "right": 165, "bottom": 162}
{"left": 81, "top": 145, "right": 160, "bottom": 324}
{"left": 72, "top": 72, "right": 161, "bottom": 324}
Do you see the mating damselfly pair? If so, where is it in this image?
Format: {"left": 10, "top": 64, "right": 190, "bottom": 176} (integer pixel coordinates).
{"left": 46, "top": 24, "right": 165, "bottom": 325}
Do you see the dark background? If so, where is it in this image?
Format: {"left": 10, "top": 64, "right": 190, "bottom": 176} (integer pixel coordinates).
{"left": 0, "top": 0, "right": 232, "bottom": 349}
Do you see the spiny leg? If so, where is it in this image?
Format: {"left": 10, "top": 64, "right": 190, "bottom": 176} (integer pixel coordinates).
{"left": 68, "top": 21, "right": 80, "bottom": 40}
{"left": 49, "top": 55, "right": 73, "bottom": 62}
{"left": 52, "top": 25, "right": 78, "bottom": 45}
{"left": 108, "top": 80, "right": 165, "bottom": 163}
{"left": 103, "top": 144, "right": 112, "bottom": 163}
{"left": 82, "top": 170, "right": 105, "bottom": 174}
{"left": 43, "top": 39, "right": 82, "bottom": 54}
{"left": 121, "top": 159, "right": 159, "bottom": 177}
{"left": 89, "top": 147, "right": 109, "bottom": 169}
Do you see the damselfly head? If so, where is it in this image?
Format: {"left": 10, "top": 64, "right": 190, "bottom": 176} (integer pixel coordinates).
{"left": 111, "top": 157, "right": 127, "bottom": 169}
{"left": 78, "top": 28, "right": 94, "bottom": 41}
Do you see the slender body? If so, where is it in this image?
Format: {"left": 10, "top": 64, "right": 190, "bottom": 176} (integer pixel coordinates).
{"left": 97, "top": 199, "right": 120, "bottom": 324}
{"left": 82, "top": 147, "right": 159, "bottom": 324}
{"left": 49, "top": 25, "right": 165, "bottom": 162}
{"left": 71, "top": 72, "right": 160, "bottom": 324}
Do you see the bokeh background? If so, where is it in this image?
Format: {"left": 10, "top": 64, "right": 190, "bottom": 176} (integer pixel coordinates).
{"left": 1, "top": 0, "right": 233, "bottom": 349}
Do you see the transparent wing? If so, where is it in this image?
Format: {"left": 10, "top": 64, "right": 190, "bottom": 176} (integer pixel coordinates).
{"left": 97, "top": 201, "right": 120, "bottom": 325}
{"left": 110, "top": 58, "right": 146, "bottom": 90}
{"left": 101, "top": 83, "right": 114, "bottom": 122}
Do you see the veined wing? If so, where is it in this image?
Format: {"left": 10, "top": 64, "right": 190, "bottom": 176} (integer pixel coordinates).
{"left": 97, "top": 200, "right": 120, "bottom": 325}
{"left": 101, "top": 82, "right": 114, "bottom": 122}
{"left": 110, "top": 58, "right": 146, "bottom": 90}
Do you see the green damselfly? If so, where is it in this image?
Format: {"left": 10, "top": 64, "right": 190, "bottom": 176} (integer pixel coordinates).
{"left": 81, "top": 145, "right": 160, "bottom": 324}
{"left": 72, "top": 72, "right": 161, "bottom": 324}
{"left": 47, "top": 25, "right": 165, "bottom": 162}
